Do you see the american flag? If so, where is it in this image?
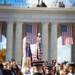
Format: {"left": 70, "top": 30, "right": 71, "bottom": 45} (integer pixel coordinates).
{"left": 0, "top": 23, "right": 2, "bottom": 42}
{"left": 32, "top": 53, "right": 37, "bottom": 61}
{"left": 37, "top": 34, "right": 42, "bottom": 60}
{"left": 37, "top": 48, "right": 42, "bottom": 60}
{"left": 61, "top": 25, "right": 73, "bottom": 45}
{"left": 26, "top": 24, "right": 38, "bottom": 44}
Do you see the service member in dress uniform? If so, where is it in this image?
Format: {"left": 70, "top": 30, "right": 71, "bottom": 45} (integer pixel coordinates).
{"left": 32, "top": 61, "right": 44, "bottom": 75}
{"left": 45, "top": 64, "right": 54, "bottom": 75}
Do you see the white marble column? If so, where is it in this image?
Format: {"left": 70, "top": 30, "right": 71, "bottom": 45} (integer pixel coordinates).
{"left": 73, "top": 25, "right": 75, "bottom": 63}
{"left": 42, "top": 22, "right": 49, "bottom": 61}
{"left": 50, "top": 23, "right": 58, "bottom": 61}
{"left": 6, "top": 22, "right": 14, "bottom": 61}
{"left": 15, "top": 22, "right": 23, "bottom": 63}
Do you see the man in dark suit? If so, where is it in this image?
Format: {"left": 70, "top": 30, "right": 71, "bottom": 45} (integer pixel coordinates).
{"left": 32, "top": 61, "right": 44, "bottom": 75}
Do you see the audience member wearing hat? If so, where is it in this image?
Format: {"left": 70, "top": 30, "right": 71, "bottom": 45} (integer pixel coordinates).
{"left": 32, "top": 61, "right": 44, "bottom": 75}
{"left": 45, "top": 64, "right": 54, "bottom": 75}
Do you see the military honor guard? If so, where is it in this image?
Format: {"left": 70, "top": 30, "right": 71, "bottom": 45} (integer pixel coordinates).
{"left": 32, "top": 60, "right": 44, "bottom": 75}
{"left": 45, "top": 64, "right": 54, "bottom": 75}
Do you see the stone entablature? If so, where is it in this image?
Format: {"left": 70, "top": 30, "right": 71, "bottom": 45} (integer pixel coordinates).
{"left": 0, "top": 6, "right": 75, "bottom": 23}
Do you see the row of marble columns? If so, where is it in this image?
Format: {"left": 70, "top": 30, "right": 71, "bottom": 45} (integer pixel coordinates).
{"left": 6, "top": 22, "right": 58, "bottom": 63}
{"left": 6, "top": 22, "right": 23, "bottom": 63}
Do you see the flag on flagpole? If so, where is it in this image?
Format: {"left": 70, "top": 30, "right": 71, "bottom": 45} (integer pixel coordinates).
{"left": 21, "top": 38, "right": 31, "bottom": 74}
{"left": 26, "top": 42, "right": 32, "bottom": 62}
{"left": 37, "top": 33, "right": 42, "bottom": 60}
{"left": 0, "top": 23, "right": 3, "bottom": 42}
{"left": 61, "top": 25, "right": 73, "bottom": 45}
{"left": 21, "top": 38, "right": 27, "bottom": 74}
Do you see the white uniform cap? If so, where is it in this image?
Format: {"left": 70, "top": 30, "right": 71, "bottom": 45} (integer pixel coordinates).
{"left": 38, "top": 33, "right": 40, "bottom": 35}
